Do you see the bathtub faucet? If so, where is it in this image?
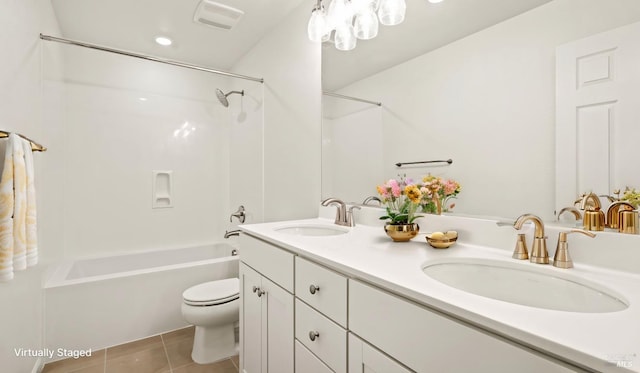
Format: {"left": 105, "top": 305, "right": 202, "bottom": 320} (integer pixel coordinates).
{"left": 224, "top": 230, "right": 241, "bottom": 239}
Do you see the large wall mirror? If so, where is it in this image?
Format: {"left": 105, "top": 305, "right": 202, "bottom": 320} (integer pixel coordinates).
{"left": 321, "top": 0, "right": 640, "bottom": 221}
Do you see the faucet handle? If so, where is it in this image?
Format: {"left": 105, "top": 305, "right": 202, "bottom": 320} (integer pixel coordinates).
{"left": 553, "top": 229, "right": 596, "bottom": 269}
{"left": 496, "top": 221, "right": 529, "bottom": 260}
{"left": 347, "top": 205, "right": 361, "bottom": 227}
{"left": 230, "top": 205, "right": 246, "bottom": 223}
{"left": 512, "top": 233, "right": 529, "bottom": 260}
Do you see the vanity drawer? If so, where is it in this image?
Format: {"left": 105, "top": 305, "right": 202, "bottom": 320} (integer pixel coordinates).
{"left": 295, "top": 299, "right": 347, "bottom": 373}
{"left": 295, "top": 340, "right": 334, "bottom": 373}
{"left": 239, "top": 234, "right": 294, "bottom": 292}
{"left": 295, "top": 256, "right": 348, "bottom": 327}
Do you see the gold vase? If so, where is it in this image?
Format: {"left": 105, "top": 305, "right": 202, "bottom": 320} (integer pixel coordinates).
{"left": 384, "top": 223, "right": 420, "bottom": 242}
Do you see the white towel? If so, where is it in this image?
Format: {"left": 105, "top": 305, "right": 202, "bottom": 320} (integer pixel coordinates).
{"left": 12, "top": 135, "right": 27, "bottom": 271}
{"left": 0, "top": 134, "right": 16, "bottom": 281}
{"left": 23, "top": 138, "right": 37, "bottom": 267}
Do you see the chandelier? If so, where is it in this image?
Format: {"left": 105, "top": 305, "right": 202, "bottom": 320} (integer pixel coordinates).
{"left": 307, "top": 0, "right": 406, "bottom": 51}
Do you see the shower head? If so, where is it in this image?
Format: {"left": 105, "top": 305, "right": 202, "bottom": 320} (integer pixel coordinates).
{"left": 215, "top": 88, "right": 244, "bottom": 107}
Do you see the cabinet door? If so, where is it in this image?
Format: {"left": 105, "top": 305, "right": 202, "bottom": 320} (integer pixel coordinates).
{"left": 240, "top": 263, "right": 263, "bottom": 373}
{"left": 262, "top": 276, "right": 294, "bottom": 373}
{"left": 349, "top": 333, "right": 412, "bottom": 373}
{"left": 295, "top": 341, "right": 333, "bottom": 373}
{"left": 349, "top": 280, "right": 579, "bottom": 373}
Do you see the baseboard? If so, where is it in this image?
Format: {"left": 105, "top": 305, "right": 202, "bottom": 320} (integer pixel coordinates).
{"left": 31, "top": 357, "right": 43, "bottom": 373}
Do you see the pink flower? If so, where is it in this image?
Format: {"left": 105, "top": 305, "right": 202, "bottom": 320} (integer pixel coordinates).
{"left": 443, "top": 180, "right": 457, "bottom": 195}
{"left": 388, "top": 179, "right": 401, "bottom": 198}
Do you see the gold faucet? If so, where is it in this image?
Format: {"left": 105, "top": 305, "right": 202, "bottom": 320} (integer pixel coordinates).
{"left": 496, "top": 221, "right": 528, "bottom": 259}
{"left": 513, "top": 214, "right": 549, "bottom": 264}
{"left": 428, "top": 184, "right": 442, "bottom": 215}
{"left": 580, "top": 193, "right": 605, "bottom": 231}
{"left": 557, "top": 206, "right": 582, "bottom": 222}
{"left": 553, "top": 229, "right": 596, "bottom": 269}
{"left": 605, "top": 201, "right": 634, "bottom": 229}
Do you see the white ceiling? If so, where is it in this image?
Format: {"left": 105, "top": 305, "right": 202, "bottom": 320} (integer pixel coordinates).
{"left": 323, "top": 0, "right": 553, "bottom": 90}
{"left": 50, "top": 0, "right": 552, "bottom": 90}
{"left": 50, "top": 0, "right": 307, "bottom": 70}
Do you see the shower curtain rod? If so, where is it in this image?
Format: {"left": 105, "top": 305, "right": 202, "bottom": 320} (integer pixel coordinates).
{"left": 39, "top": 34, "right": 264, "bottom": 84}
{"left": 323, "top": 92, "right": 382, "bottom": 106}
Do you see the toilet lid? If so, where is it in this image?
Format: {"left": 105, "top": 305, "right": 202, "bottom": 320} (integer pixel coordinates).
{"left": 183, "top": 278, "right": 239, "bottom": 306}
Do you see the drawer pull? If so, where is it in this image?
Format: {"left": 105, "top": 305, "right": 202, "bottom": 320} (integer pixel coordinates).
{"left": 309, "top": 284, "right": 321, "bottom": 294}
{"left": 308, "top": 331, "right": 320, "bottom": 341}
{"left": 252, "top": 286, "right": 265, "bottom": 297}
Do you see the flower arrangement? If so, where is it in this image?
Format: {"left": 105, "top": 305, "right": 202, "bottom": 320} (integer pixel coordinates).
{"left": 419, "top": 174, "right": 462, "bottom": 214}
{"left": 376, "top": 177, "right": 423, "bottom": 224}
{"left": 376, "top": 174, "right": 462, "bottom": 222}
{"left": 620, "top": 187, "right": 640, "bottom": 208}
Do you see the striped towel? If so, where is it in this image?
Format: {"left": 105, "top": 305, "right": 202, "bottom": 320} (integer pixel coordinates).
{"left": 0, "top": 134, "right": 16, "bottom": 281}
{"left": 23, "top": 138, "right": 37, "bottom": 267}
{"left": 12, "top": 135, "right": 27, "bottom": 271}
{"left": 0, "top": 134, "right": 39, "bottom": 281}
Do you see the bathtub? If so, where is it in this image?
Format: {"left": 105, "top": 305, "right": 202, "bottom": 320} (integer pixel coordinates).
{"left": 44, "top": 243, "right": 238, "bottom": 359}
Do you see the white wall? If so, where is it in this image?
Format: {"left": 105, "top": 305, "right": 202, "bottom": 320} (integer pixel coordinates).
{"left": 41, "top": 44, "right": 258, "bottom": 257}
{"left": 333, "top": 0, "right": 640, "bottom": 219}
{"left": 232, "top": 3, "right": 322, "bottom": 222}
{"left": 322, "top": 99, "right": 384, "bottom": 204}
{"left": 0, "top": 1, "right": 61, "bottom": 371}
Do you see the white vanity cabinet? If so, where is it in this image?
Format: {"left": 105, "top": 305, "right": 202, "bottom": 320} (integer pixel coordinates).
{"left": 348, "top": 333, "right": 412, "bottom": 373}
{"left": 239, "top": 235, "right": 295, "bottom": 373}
{"left": 294, "top": 257, "right": 348, "bottom": 373}
{"left": 239, "top": 231, "right": 591, "bottom": 373}
{"left": 348, "top": 279, "right": 583, "bottom": 373}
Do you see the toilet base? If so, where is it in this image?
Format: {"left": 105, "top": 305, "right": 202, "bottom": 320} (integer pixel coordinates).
{"left": 191, "top": 324, "right": 236, "bottom": 364}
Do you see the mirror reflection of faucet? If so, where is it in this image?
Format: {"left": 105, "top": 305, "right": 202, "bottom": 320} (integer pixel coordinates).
{"left": 362, "top": 196, "right": 382, "bottom": 206}
{"left": 579, "top": 193, "right": 605, "bottom": 231}
{"left": 574, "top": 193, "right": 638, "bottom": 233}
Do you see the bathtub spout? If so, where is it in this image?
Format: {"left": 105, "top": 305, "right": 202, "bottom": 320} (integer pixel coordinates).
{"left": 224, "top": 230, "right": 241, "bottom": 239}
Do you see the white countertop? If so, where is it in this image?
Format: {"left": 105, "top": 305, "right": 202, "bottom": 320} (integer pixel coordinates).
{"left": 239, "top": 214, "right": 640, "bottom": 373}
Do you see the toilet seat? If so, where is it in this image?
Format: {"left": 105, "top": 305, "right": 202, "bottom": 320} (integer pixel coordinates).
{"left": 183, "top": 278, "right": 239, "bottom": 306}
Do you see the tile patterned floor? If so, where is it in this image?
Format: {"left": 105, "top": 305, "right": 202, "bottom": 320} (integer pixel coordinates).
{"left": 42, "top": 326, "right": 239, "bottom": 373}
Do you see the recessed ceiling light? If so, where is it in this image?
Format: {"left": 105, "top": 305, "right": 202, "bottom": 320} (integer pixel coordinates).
{"left": 428, "top": 0, "right": 444, "bottom": 3}
{"left": 155, "top": 36, "right": 173, "bottom": 46}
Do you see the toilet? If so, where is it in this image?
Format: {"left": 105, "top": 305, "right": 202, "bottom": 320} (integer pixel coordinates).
{"left": 181, "top": 278, "right": 240, "bottom": 364}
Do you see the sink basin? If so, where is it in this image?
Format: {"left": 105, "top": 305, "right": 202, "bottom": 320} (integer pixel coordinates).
{"left": 422, "top": 259, "right": 628, "bottom": 313}
{"left": 275, "top": 224, "right": 349, "bottom": 237}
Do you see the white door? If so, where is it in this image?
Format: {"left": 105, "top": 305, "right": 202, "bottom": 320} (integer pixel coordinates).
{"left": 556, "top": 21, "right": 640, "bottom": 212}
{"left": 262, "top": 276, "right": 294, "bottom": 373}
{"left": 348, "top": 333, "right": 412, "bottom": 373}
{"left": 240, "top": 263, "right": 263, "bottom": 373}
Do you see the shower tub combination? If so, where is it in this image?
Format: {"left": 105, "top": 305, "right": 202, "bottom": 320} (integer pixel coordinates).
{"left": 44, "top": 243, "right": 238, "bottom": 357}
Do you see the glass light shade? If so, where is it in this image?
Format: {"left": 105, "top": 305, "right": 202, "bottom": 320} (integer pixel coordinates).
{"left": 308, "top": 8, "right": 328, "bottom": 42}
{"left": 327, "top": 0, "right": 354, "bottom": 31}
{"left": 334, "top": 23, "right": 357, "bottom": 51}
{"left": 378, "top": 0, "right": 406, "bottom": 26}
{"left": 354, "top": 7, "right": 378, "bottom": 40}
{"left": 351, "top": 0, "right": 372, "bottom": 15}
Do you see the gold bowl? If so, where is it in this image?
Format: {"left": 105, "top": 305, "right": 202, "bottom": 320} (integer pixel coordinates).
{"left": 384, "top": 223, "right": 420, "bottom": 242}
{"left": 426, "top": 231, "right": 458, "bottom": 249}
